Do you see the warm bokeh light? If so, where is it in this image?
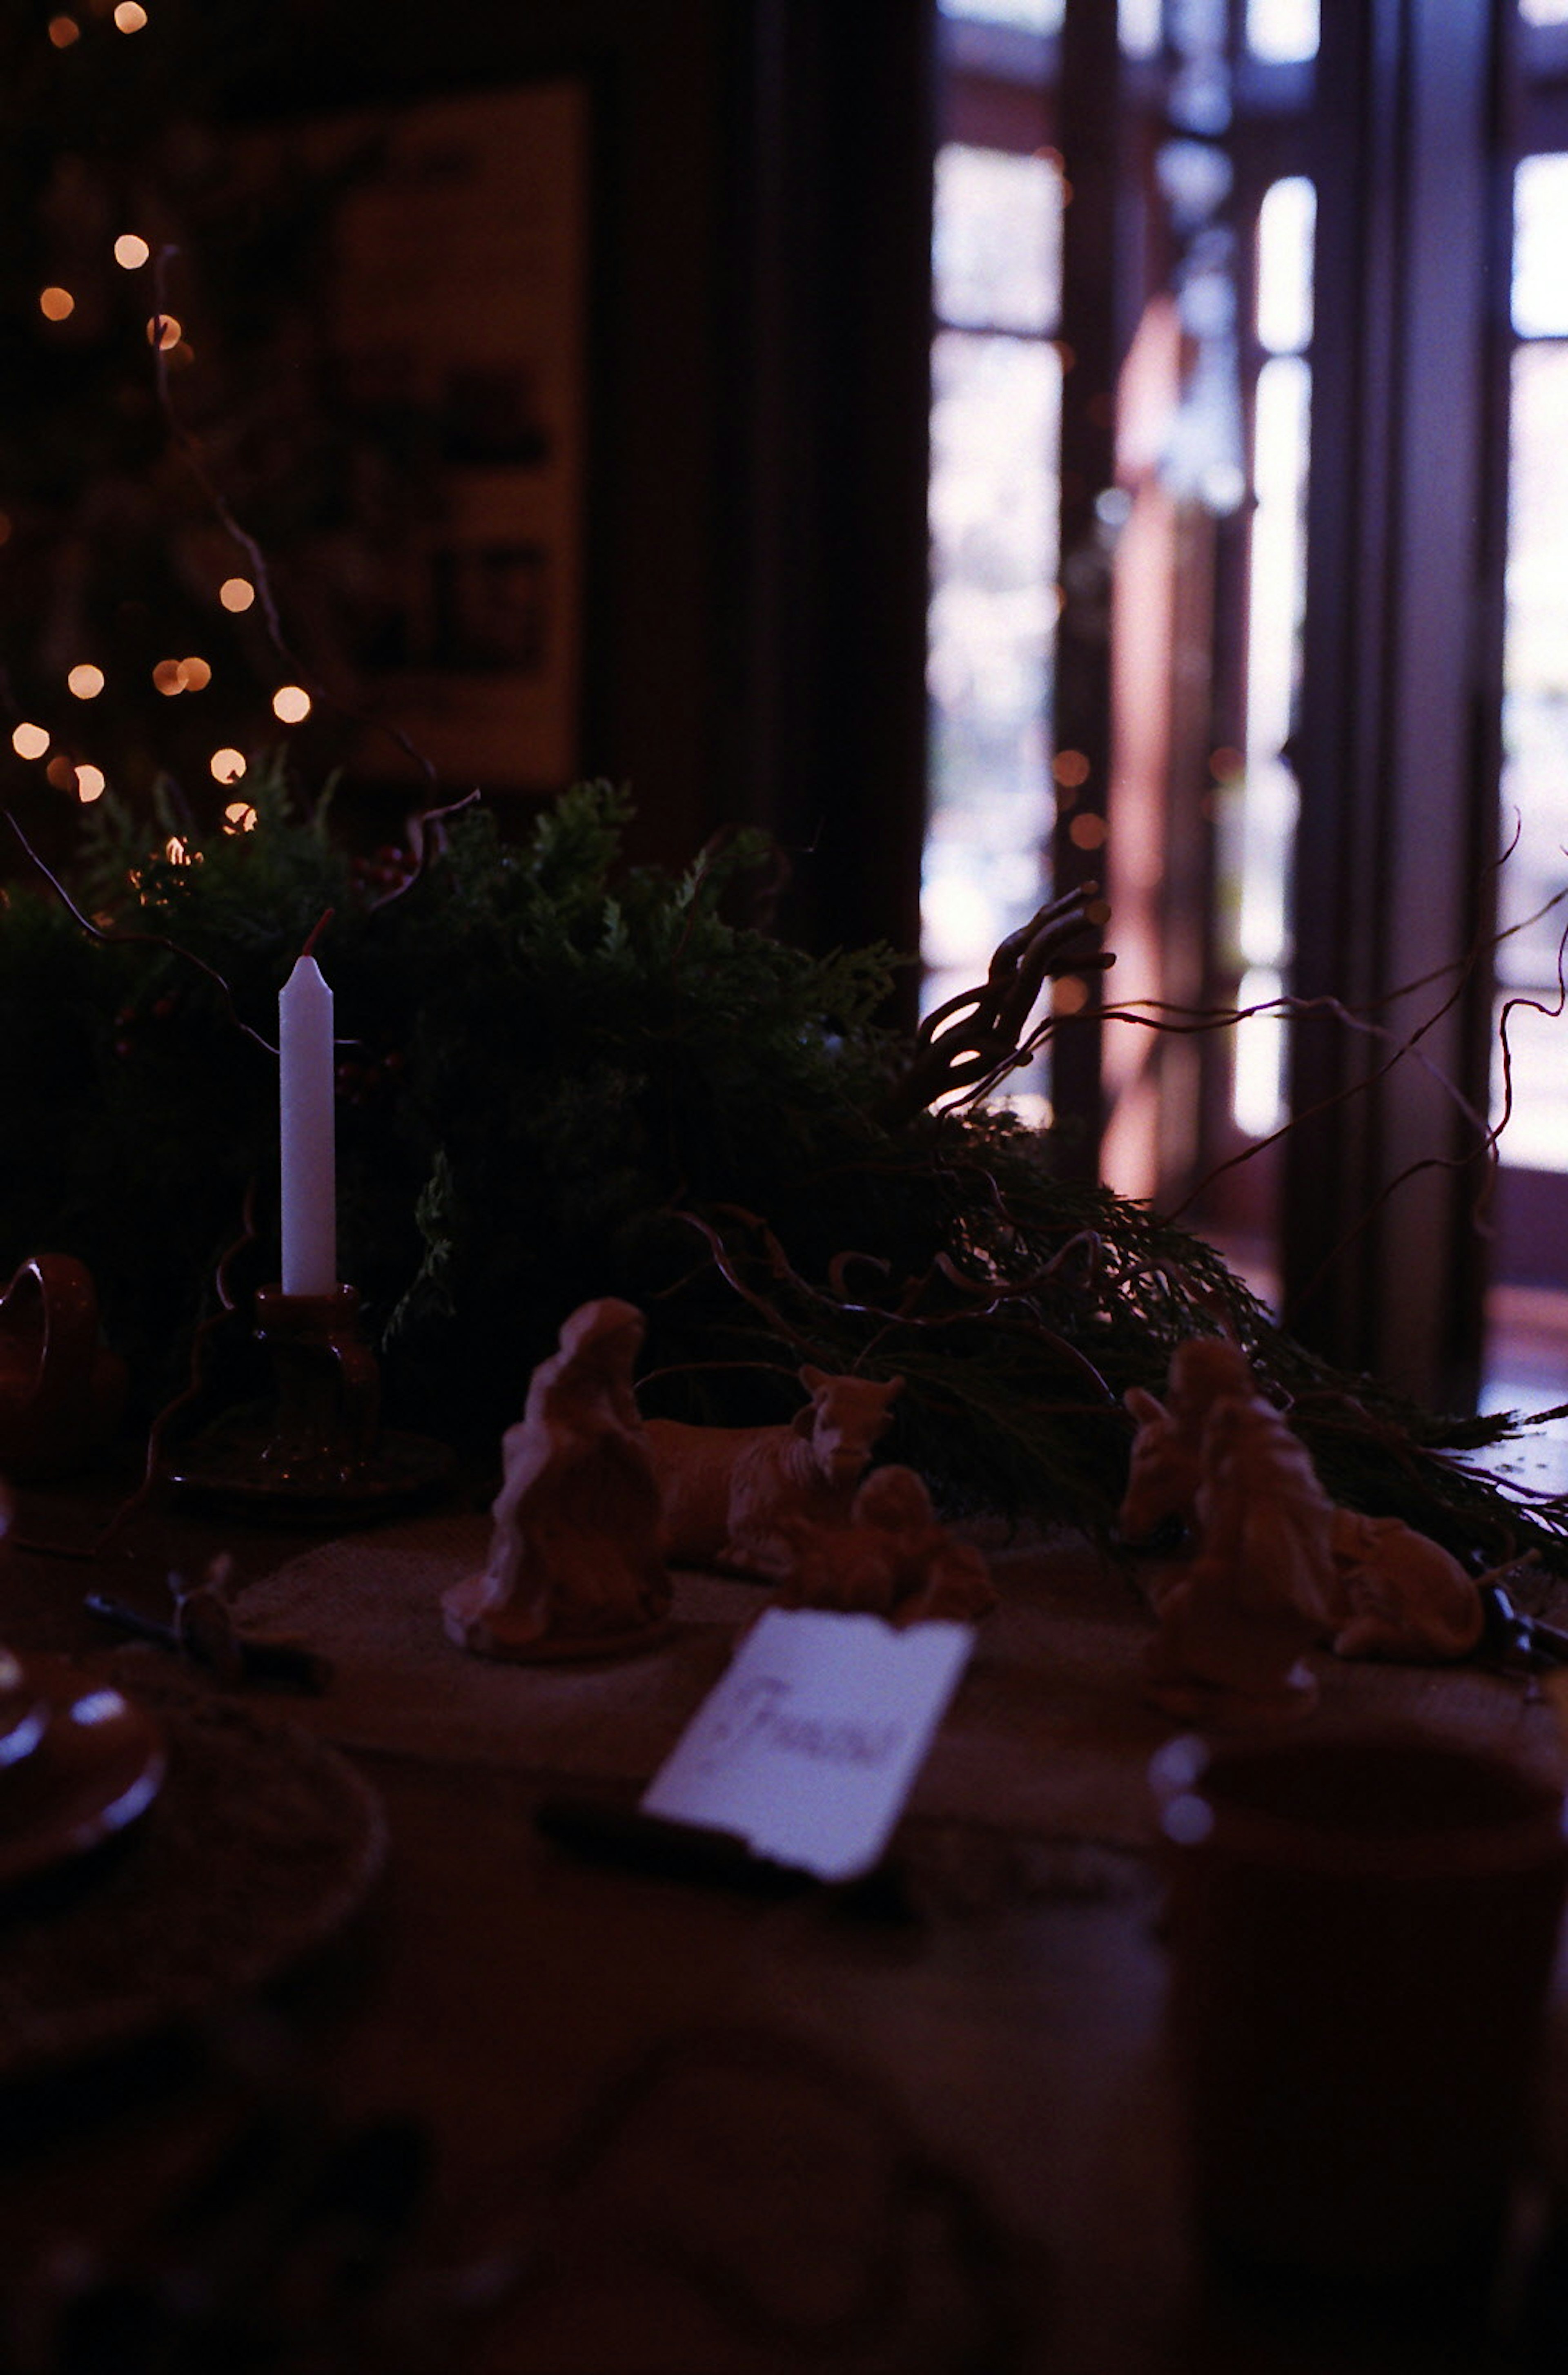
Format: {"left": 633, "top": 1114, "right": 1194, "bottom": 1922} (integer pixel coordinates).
{"left": 113, "top": 1, "right": 148, "bottom": 28}
{"left": 11, "top": 723, "right": 50, "bottom": 761}
{"left": 113, "top": 234, "right": 150, "bottom": 270}
{"left": 67, "top": 662, "right": 105, "bottom": 699}
{"left": 39, "top": 287, "right": 75, "bottom": 322}
{"left": 1068, "top": 812, "right": 1108, "bottom": 851}
{"left": 272, "top": 684, "right": 312, "bottom": 724}
{"left": 165, "top": 836, "right": 189, "bottom": 865}
{"left": 46, "top": 756, "right": 76, "bottom": 790}
{"left": 223, "top": 801, "right": 258, "bottom": 834}
{"left": 1052, "top": 977, "right": 1089, "bottom": 1016}
{"left": 146, "top": 313, "right": 182, "bottom": 351}
{"left": 209, "top": 747, "right": 246, "bottom": 785}
{"left": 1052, "top": 748, "right": 1091, "bottom": 788}
{"left": 48, "top": 15, "right": 80, "bottom": 44}
{"left": 219, "top": 576, "right": 255, "bottom": 613}
{"left": 154, "top": 656, "right": 211, "bottom": 694}
{"left": 75, "top": 765, "right": 106, "bottom": 803}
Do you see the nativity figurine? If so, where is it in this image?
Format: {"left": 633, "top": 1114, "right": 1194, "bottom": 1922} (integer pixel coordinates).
{"left": 443, "top": 1298, "right": 672, "bottom": 1660}
{"left": 1137, "top": 1361, "right": 1341, "bottom": 1724}
{"left": 1327, "top": 1506, "right": 1484, "bottom": 1661}
{"left": 772, "top": 1463, "right": 998, "bottom": 1625}
{"left": 1120, "top": 1336, "right": 1486, "bottom": 1702}
{"left": 643, "top": 1367, "right": 903, "bottom": 1581}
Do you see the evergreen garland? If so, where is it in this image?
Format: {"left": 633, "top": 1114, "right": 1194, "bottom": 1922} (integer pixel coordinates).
{"left": 2, "top": 765, "right": 1562, "bottom": 1569}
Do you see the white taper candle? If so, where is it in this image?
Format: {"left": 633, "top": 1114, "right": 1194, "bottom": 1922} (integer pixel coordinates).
{"left": 278, "top": 952, "right": 337, "bottom": 1297}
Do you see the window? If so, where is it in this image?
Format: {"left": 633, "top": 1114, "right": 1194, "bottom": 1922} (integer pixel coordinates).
{"left": 925, "top": 142, "right": 1062, "bottom": 1053}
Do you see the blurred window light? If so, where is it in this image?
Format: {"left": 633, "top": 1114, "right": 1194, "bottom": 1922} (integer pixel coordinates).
{"left": 1246, "top": 0, "right": 1319, "bottom": 62}
{"left": 1119, "top": 0, "right": 1161, "bottom": 57}
{"left": 926, "top": 123, "right": 1062, "bottom": 1053}
{"left": 1256, "top": 176, "right": 1315, "bottom": 353}
{"left": 934, "top": 147, "right": 1062, "bottom": 337}
{"left": 938, "top": 0, "right": 1063, "bottom": 29}
{"left": 1490, "top": 326, "right": 1568, "bottom": 1166}
{"left": 1514, "top": 155, "right": 1568, "bottom": 338}
{"left": 1224, "top": 170, "right": 1315, "bottom": 1140}
{"left": 1232, "top": 969, "right": 1289, "bottom": 1139}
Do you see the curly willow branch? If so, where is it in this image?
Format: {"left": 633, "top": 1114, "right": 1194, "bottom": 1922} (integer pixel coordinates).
{"left": 670, "top": 1202, "right": 1145, "bottom": 1407}
{"left": 2, "top": 804, "right": 281, "bottom": 1057}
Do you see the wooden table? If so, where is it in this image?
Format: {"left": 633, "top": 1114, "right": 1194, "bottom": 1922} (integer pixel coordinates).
{"left": 2, "top": 1475, "right": 1565, "bottom": 2373}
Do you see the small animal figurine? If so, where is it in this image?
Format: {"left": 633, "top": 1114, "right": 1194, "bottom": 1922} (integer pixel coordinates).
{"left": 1119, "top": 1335, "right": 1256, "bottom": 1550}
{"left": 443, "top": 1299, "right": 671, "bottom": 1660}
{"left": 1327, "top": 1507, "right": 1484, "bottom": 1661}
{"left": 1122, "top": 1336, "right": 1486, "bottom": 1668}
{"left": 1141, "top": 1377, "right": 1341, "bottom": 1725}
{"left": 773, "top": 1463, "right": 998, "bottom": 1625}
{"left": 643, "top": 1367, "right": 903, "bottom": 1581}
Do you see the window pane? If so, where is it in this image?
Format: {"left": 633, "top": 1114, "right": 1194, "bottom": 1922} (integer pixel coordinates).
{"left": 1256, "top": 176, "right": 1315, "bottom": 354}
{"left": 938, "top": 0, "right": 1064, "bottom": 30}
{"left": 933, "top": 146, "right": 1062, "bottom": 336}
{"left": 1514, "top": 155, "right": 1568, "bottom": 338}
{"left": 1246, "top": 0, "right": 1319, "bottom": 62}
{"left": 1493, "top": 339, "right": 1568, "bottom": 1165}
{"left": 1227, "top": 350, "right": 1311, "bottom": 1135}
{"left": 926, "top": 330, "right": 1061, "bottom": 1023}
{"left": 1119, "top": 0, "right": 1163, "bottom": 57}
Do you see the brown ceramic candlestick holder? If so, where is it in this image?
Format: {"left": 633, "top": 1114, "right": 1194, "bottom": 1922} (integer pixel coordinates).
{"left": 163, "top": 1283, "right": 453, "bottom": 1522}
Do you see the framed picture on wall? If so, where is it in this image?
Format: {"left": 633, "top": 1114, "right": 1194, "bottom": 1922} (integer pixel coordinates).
{"left": 227, "top": 78, "right": 589, "bottom": 796}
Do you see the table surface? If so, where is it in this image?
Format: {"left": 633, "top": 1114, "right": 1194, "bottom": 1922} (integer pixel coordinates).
{"left": 3, "top": 1468, "right": 1567, "bottom": 2374}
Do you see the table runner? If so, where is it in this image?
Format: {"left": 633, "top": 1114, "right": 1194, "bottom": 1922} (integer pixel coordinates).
{"left": 114, "top": 1515, "right": 1559, "bottom": 1855}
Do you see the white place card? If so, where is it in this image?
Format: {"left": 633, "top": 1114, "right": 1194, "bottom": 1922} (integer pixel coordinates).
{"left": 641, "top": 1607, "right": 975, "bottom": 1883}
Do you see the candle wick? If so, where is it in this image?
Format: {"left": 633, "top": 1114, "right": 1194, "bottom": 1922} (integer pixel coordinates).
{"left": 300, "top": 909, "right": 334, "bottom": 961}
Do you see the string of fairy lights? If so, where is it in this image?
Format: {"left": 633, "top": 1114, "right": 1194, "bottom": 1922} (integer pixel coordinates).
{"left": 9, "top": 0, "right": 324, "bottom": 848}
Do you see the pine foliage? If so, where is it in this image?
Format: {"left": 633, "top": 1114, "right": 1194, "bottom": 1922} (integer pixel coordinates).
{"left": 2, "top": 769, "right": 1562, "bottom": 1568}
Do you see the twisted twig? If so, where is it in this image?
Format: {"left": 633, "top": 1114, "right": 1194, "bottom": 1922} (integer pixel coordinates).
{"left": 879, "top": 883, "right": 1113, "bottom": 1128}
